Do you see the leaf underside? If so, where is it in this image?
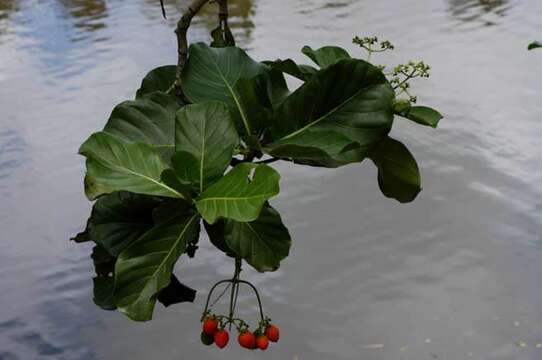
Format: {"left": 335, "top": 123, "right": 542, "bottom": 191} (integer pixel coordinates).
{"left": 114, "top": 204, "right": 200, "bottom": 321}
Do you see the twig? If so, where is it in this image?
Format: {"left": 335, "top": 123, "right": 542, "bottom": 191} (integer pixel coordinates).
{"left": 174, "top": 0, "right": 230, "bottom": 98}
{"left": 160, "top": 0, "right": 167, "bottom": 19}
{"left": 174, "top": 0, "right": 212, "bottom": 97}
{"left": 209, "top": 282, "right": 231, "bottom": 308}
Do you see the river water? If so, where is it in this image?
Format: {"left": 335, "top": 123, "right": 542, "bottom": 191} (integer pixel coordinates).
{"left": 1, "top": 0, "right": 541, "bottom": 359}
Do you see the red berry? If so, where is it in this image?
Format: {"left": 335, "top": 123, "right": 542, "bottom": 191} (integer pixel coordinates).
{"left": 238, "top": 330, "right": 256, "bottom": 349}
{"left": 265, "top": 324, "right": 280, "bottom": 342}
{"left": 256, "top": 335, "right": 269, "bottom": 350}
{"left": 214, "top": 330, "right": 229, "bottom": 349}
{"left": 202, "top": 318, "right": 219, "bottom": 336}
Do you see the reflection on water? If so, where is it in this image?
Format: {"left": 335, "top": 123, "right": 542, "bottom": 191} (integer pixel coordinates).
{"left": 0, "top": 0, "right": 18, "bottom": 19}
{"left": 58, "top": 0, "right": 108, "bottom": 33}
{"left": 145, "top": 0, "right": 255, "bottom": 45}
{"left": 1, "top": 0, "right": 542, "bottom": 359}
{"left": 0, "top": 0, "right": 18, "bottom": 38}
{"left": 447, "top": 0, "right": 513, "bottom": 25}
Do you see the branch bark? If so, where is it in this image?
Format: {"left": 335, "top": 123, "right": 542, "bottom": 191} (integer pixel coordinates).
{"left": 174, "top": 0, "right": 230, "bottom": 98}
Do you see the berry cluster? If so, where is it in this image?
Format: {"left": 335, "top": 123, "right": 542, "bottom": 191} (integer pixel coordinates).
{"left": 201, "top": 314, "right": 279, "bottom": 350}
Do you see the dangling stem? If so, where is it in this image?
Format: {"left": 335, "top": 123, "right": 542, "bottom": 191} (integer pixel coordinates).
{"left": 227, "top": 258, "right": 242, "bottom": 329}
{"left": 237, "top": 279, "right": 265, "bottom": 322}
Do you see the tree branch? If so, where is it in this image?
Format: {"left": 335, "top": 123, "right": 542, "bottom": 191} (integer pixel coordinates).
{"left": 174, "top": 0, "right": 211, "bottom": 97}
{"left": 174, "top": 0, "right": 230, "bottom": 98}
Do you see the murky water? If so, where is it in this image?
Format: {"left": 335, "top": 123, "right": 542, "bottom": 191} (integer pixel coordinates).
{"left": 1, "top": 0, "right": 542, "bottom": 359}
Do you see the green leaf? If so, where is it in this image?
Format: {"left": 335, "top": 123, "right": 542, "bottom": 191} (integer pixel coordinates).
{"left": 265, "top": 129, "right": 367, "bottom": 168}
{"left": 232, "top": 75, "right": 274, "bottom": 136}
{"left": 301, "top": 45, "right": 351, "bottom": 68}
{"left": 225, "top": 205, "right": 291, "bottom": 272}
{"left": 135, "top": 66, "right": 176, "bottom": 98}
{"left": 160, "top": 165, "right": 194, "bottom": 200}
{"left": 396, "top": 105, "right": 442, "bottom": 128}
{"left": 264, "top": 59, "right": 317, "bottom": 81}
{"left": 157, "top": 274, "right": 196, "bottom": 307}
{"left": 181, "top": 43, "right": 266, "bottom": 135}
{"left": 163, "top": 152, "right": 199, "bottom": 189}
{"left": 175, "top": 101, "right": 239, "bottom": 192}
{"left": 196, "top": 163, "right": 280, "bottom": 224}
{"left": 102, "top": 91, "right": 181, "bottom": 164}
{"left": 103, "top": 92, "right": 180, "bottom": 153}
{"left": 210, "top": 25, "right": 235, "bottom": 48}
{"left": 92, "top": 244, "right": 116, "bottom": 277}
{"left": 79, "top": 132, "right": 183, "bottom": 200}
{"left": 270, "top": 59, "right": 394, "bottom": 163}
{"left": 91, "top": 245, "right": 116, "bottom": 310}
{"left": 114, "top": 204, "right": 200, "bottom": 321}
{"left": 71, "top": 228, "right": 90, "bottom": 243}
{"left": 87, "top": 192, "right": 160, "bottom": 256}
{"left": 264, "top": 67, "right": 291, "bottom": 110}
{"left": 203, "top": 220, "right": 236, "bottom": 257}
{"left": 369, "top": 137, "right": 421, "bottom": 203}
{"left": 528, "top": 41, "right": 542, "bottom": 50}
{"left": 93, "top": 277, "right": 116, "bottom": 310}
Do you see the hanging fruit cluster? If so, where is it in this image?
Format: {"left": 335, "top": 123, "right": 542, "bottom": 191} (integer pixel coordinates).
{"left": 199, "top": 259, "right": 280, "bottom": 350}
{"left": 201, "top": 314, "right": 279, "bottom": 350}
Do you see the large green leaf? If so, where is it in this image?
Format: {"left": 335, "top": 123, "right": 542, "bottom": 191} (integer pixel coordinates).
{"left": 264, "top": 67, "right": 291, "bottom": 111}
{"left": 156, "top": 274, "right": 196, "bottom": 307}
{"left": 161, "top": 152, "right": 199, "bottom": 194}
{"left": 175, "top": 101, "right": 239, "bottom": 192}
{"left": 203, "top": 220, "right": 236, "bottom": 257}
{"left": 103, "top": 92, "right": 180, "bottom": 155}
{"left": 87, "top": 192, "right": 160, "bottom": 256}
{"left": 301, "top": 45, "right": 351, "bottom": 68}
{"left": 196, "top": 163, "right": 280, "bottom": 224}
{"left": 272, "top": 59, "right": 394, "bottom": 142}
{"left": 232, "top": 74, "right": 274, "bottom": 136}
{"left": 79, "top": 132, "right": 184, "bottom": 200}
{"left": 267, "top": 59, "right": 394, "bottom": 165}
{"left": 91, "top": 245, "right": 116, "bottom": 310}
{"left": 135, "top": 66, "right": 176, "bottom": 98}
{"left": 224, "top": 205, "right": 291, "bottom": 272}
{"left": 265, "top": 129, "right": 367, "bottom": 168}
{"left": 264, "top": 59, "right": 317, "bottom": 81}
{"left": 114, "top": 204, "right": 200, "bottom": 321}
{"left": 369, "top": 137, "right": 421, "bottom": 203}
{"left": 181, "top": 43, "right": 266, "bottom": 135}
{"left": 396, "top": 105, "right": 442, "bottom": 128}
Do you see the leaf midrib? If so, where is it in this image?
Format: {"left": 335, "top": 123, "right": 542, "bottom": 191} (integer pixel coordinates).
{"left": 126, "top": 214, "right": 198, "bottom": 306}
{"left": 198, "top": 192, "right": 276, "bottom": 202}
{"left": 199, "top": 116, "right": 206, "bottom": 193}
{"left": 210, "top": 57, "right": 252, "bottom": 135}
{"left": 280, "top": 83, "right": 383, "bottom": 141}
{"left": 97, "top": 152, "right": 183, "bottom": 199}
